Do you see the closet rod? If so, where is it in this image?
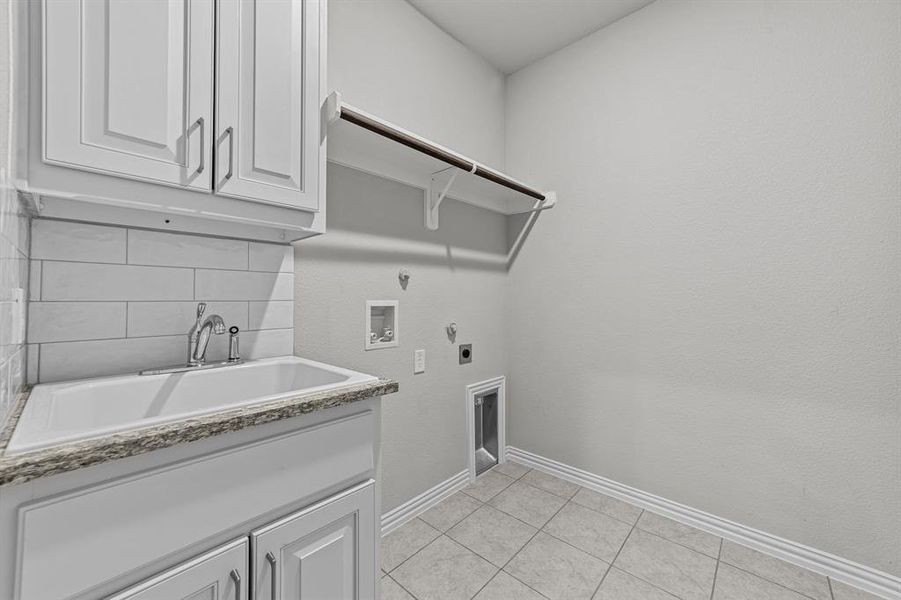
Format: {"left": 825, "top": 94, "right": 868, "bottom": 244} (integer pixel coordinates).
{"left": 338, "top": 106, "right": 546, "bottom": 202}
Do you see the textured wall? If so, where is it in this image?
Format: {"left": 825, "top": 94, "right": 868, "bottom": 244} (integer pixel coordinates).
{"left": 504, "top": 0, "right": 901, "bottom": 574}
{"left": 28, "top": 220, "right": 294, "bottom": 383}
{"left": 329, "top": 0, "right": 506, "bottom": 169}
{"left": 295, "top": 165, "right": 509, "bottom": 512}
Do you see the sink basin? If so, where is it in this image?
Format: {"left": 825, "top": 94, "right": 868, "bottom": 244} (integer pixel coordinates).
{"left": 7, "top": 356, "right": 378, "bottom": 454}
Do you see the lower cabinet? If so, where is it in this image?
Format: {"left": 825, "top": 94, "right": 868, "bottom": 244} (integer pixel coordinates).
{"left": 108, "top": 538, "right": 247, "bottom": 600}
{"left": 252, "top": 482, "right": 376, "bottom": 600}
{"left": 108, "top": 481, "right": 375, "bottom": 600}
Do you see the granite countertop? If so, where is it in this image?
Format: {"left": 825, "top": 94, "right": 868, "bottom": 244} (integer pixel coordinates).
{"left": 0, "top": 378, "right": 399, "bottom": 487}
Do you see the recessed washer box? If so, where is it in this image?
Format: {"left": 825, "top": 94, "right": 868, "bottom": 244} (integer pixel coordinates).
{"left": 365, "top": 301, "right": 398, "bottom": 350}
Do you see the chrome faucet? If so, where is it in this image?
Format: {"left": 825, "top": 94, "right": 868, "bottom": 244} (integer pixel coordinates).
{"left": 138, "top": 302, "right": 244, "bottom": 376}
{"left": 188, "top": 303, "right": 226, "bottom": 365}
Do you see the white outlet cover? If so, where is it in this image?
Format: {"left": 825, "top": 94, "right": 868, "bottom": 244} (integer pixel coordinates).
{"left": 414, "top": 349, "right": 425, "bottom": 374}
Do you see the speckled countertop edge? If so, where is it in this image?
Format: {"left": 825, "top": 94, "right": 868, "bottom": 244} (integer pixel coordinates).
{"left": 0, "top": 379, "right": 399, "bottom": 487}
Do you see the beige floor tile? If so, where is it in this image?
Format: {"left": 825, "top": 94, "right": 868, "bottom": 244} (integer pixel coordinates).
{"left": 520, "top": 470, "right": 581, "bottom": 499}
{"left": 593, "top": 567, "right": 679, "bottom": 600}
{"left": 637, "top": 511, "right": 721, "bottom": 558}
{"left": 571, "top": 487, "right": 643, "bottom": 525}
{"left": 382, "top": 575, "right": 416, "bottom": 600}
{"left": 614, "top": 529, "right": 717, "bottom": 600}
{"left": 493, "top": 460, "right": 531, "bottom": 479}
{"left": 448, "top": 505, "right": 538, "bottom": 567}
{"left": 474, "top": 571, "right": 546, "bottom": 600}
{"left": 505, "top": 532, "right": 609, "bottom": 600}
{"left": 420, "top": 492, "right": 483, "bottom": 532}
{"left": 463, "top": 470, "right": 517, "bottom": 502}
{"left": 720, "top": 541, "right": 831, "bottom": 600}
{"left": 543, "top": 502, "right": 633, "bottom": 563}
{"left": 381, "top": 518, "right": 441, "bottom": 572}
{"left": 713, "top": 563, "right": 811, "bottom": 600}
{"left": 392, "top": 536, "right": 497, "bottom": 600}
{"left": 830, "top": 579, "right": 886, "bottom": 600}
{"left": 489, "top": 481, "right": 568, "bottom": 528}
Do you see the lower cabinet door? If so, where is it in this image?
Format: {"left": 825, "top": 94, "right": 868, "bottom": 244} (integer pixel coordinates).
{"left": 252, "top": 481, "right": 376, "bottom": 600}
{"left": 107, "top": 538, "right": 248, "bottom": 600}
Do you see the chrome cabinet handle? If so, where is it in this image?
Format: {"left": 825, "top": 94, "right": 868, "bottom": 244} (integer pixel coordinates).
{"left": 266, "top": 551, "right": 277, "bottom": 599}
{"left": 224, "top": 126, "right": 235, "bottom": 181}
{"left": 194, "top": 117, "right": 205, "bottom": 174}
{"left": 229, "top": 569, "right": 242, "bottom": 600}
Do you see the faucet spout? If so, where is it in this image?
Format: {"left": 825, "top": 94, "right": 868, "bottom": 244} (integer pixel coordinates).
{"left": 189, "top": 311, "right": 226, "bottom": 365}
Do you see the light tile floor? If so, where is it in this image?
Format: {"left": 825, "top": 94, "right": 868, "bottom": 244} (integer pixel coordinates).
{"left": 380, "top": 462, "right": 884, "bottom": 600}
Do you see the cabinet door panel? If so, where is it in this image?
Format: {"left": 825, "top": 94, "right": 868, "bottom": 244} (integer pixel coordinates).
{"left": 43, "top": 0, "right": 213, "bottom": 189}
{"left": 108, "top": 539, "right": 247, "bottom": 600}
{"left": 252, "top": 482, "right": 376, "bottom": 600}
{"left": 216, "top": 0, "right": 322, "bottom": 210}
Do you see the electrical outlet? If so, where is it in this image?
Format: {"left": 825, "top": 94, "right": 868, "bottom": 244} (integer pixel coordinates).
{"left": 414, "top": 349, "right": 426, "bottom": 374}
{"left": 459, "top": 344, "right": 472, "bottom": 364}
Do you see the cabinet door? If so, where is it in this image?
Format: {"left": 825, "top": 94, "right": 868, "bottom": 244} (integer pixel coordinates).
{"left": 215, "top": 0, "right": 323, "bottom": 211}
{"left": 252, "top": 482, "right": 376, "bottom": 600}
{"left": 43, "top": 0, "right": 214, "bottom": 190}
{"left": 108, "top": 538, "right": 248, "bottom": 600}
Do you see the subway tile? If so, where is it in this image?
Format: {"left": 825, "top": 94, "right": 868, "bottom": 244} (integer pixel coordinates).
{"left": 239, "top": 328, "right": 293, "bottom": 359}
{"left": 26, "top": 344, "right": 38, "bottom": 384}
{"left": 0, "top": 358, "right": 8, "bottom": 422}
{"left": 32, "top": 220, "right": 127, "bottom": 263}
{"left": 249, "top": 242, "right": 294, "bottom": 272}
{"left": 128, "top": 230, "right": 248, "bottom": 270}
{"left": 7, "top": 346, "right": 24, "bottom": 399}
{"left": 29, "top": 260, "right": 41, "bottom": 301}
{"left": 127, "top": 301, "right": 248, "bottom": 338}
{"left": 29, "top": 302, "right": 126, "bottom": 343}
{"left": 42, "top": 262, "right": 194, "bottom": 301}
{"left": 195, "top": 269, "right": 293, "bottom": 301}
{"left": 248, "top": 300, "right": 293, "bottom": 330}
{"left": 39, "top": 335, "right": 186, "bottom": 382}
{"left": 0, "top": 301, "right": 13, "bottom": 363}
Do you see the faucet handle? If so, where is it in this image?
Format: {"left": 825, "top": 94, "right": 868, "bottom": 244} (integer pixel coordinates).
{"left": 228, "top": 326, "right": 241, "bottom": 362}
{"left": 196, "top": 302, "right": 207, "bottom": 319}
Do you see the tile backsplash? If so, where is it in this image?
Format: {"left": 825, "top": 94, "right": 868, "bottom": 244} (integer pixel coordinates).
{"left": 0, "top": 179, "right": 30, "bottom": 424}
{"left": 28, "top": 219, "right": 294, "bottom": 383}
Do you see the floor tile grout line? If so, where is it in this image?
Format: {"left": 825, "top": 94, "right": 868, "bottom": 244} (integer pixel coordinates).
{"left": 385, "top": 518, "right": 443, "bottom": 576}
{"left": 827, "top": 577, "right": 836, "bottom": 600}
{"left": 605, "top": 517, "right": 709, "bottom": 600}
{"left": 491, "top": 492, "right": 575, "bottom": 600}
{"left": 387, "top": 572, "right": 419, "bottom": 600}
{"left": 717, "top": 560, "right": 827, "bottom": 600}
{"left": 592, "top": 508, "right": 643, "bottom": 598}
{"left": 708, "top": 537, "right": 723, "bottom": 600}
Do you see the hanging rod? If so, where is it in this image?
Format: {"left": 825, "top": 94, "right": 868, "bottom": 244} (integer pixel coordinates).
{"left": 329, "top": 94, "right": 547, "bottom": 202}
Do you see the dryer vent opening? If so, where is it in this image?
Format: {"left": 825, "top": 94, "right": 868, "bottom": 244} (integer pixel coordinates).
{"left": 474, "top": 391, "right": 499, "bottom": 476}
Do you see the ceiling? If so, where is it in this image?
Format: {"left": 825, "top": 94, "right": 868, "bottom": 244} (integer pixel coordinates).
{"left": 406, "top": 0, "right": 657, "bottom": 74}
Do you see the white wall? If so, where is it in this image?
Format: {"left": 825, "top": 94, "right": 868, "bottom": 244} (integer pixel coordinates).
{"left": 504, "top": 0, "right": 901, "bottom": 575}
{"left": 28, "top": 221, "right": 294, "bottom": 383}
{"left": 329, "top": 0, "right": 506, "bottom": 168}
{"left": 296, "top": 165, "right": 509, "bottom": 511}
{"left": 323, "top": 0, "right": 510, "bottom": 511}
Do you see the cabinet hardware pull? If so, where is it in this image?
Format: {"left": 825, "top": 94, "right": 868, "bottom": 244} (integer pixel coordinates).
{"left": 266, "top": 551, "right": 278, "bottom": 599}
{"left": 224, "top": 126, "right": 235, "bottom": 181}
{"left": 194, "top": 117, "right": 205, "bottom": 175}
{"left": 229, "top": 569, "right": 242, "bottom": 600}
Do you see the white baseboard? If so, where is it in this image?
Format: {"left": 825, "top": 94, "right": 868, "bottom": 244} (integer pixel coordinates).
{"left": 505, "top": 446, "right": 900, "bottom": 600}
{"left": 381, "top": 470, "right": 470, "bottom": 537}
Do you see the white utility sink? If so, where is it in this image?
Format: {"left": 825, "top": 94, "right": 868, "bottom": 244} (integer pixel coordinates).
{"left": 7, "top": 356, "right": 378, "bottom": 454}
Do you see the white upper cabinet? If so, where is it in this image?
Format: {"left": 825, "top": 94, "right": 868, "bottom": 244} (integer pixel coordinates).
{"left": 216, "top": 0, "right": 321, "bottom": 211}
{"left": 43, "top": 0, "right": 214, "bottom": 191}
{"left": 25, "top": 0, "right": 326, "bottom": 242}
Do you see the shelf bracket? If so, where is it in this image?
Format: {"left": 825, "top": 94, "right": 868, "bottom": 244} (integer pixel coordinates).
{"left": 425, "top": 167, "right": 461, "bottom": 231}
